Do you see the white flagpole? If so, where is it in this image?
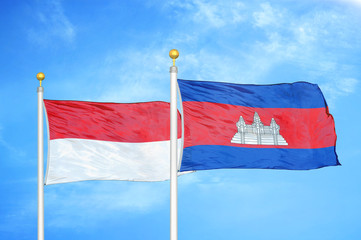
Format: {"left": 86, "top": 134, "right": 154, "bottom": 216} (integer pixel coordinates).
{"left": 169, "top": 49, "right": 179, "bottom": 240}
{"left": 37, "top": 72, "right": 45, "bottom": 240}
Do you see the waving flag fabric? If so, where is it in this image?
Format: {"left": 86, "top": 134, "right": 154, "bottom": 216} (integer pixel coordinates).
{"left": 44, "top": 100, "right": 182, "bottom": 185}
{"left": 177, "top": 79, "right": 339, "bottom": 172}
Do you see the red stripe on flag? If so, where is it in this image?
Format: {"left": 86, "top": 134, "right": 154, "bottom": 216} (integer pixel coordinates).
{"left": 183, "top": 101, "right": 336, "bottom": 149}
{"left": 44, "top": 100, "right": 182, "bottom": 142}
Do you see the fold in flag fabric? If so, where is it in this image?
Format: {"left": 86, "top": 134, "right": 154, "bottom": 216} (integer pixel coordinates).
{"left": 44, "top": 100, "right": 182, "bottom": 185}
{"left": 177, "top": 79, "right": 339, "bottom": 172}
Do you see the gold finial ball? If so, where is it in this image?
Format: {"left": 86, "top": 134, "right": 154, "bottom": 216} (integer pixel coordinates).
{"left": 169, "top": 49, "right": 179, "bottom": 60}
{"left": 36, "top": 72, "right": 45, "bottom": 81}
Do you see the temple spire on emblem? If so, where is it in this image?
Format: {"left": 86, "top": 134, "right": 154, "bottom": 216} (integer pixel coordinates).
{"left": 231, "top": 112, "right": 288, "bottom": 145}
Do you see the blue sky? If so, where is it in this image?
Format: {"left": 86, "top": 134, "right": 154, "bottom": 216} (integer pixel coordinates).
{"left": 1, "top": 0, "right": 361, "bottom": 239}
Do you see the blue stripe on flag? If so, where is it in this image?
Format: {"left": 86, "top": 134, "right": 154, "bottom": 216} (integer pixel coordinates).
{"left": 178, "top": 79, "right": 327, "bottom": 109}
{"left": 180, "top": 145, "right": 339, "bottom": 171}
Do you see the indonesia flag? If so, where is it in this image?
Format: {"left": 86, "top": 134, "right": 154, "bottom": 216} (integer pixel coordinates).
{"left": 177, "top": 79, "right": 340, "bottom": 171}
{"left": 44, "top": 100, "right": 182, "bottom": 185}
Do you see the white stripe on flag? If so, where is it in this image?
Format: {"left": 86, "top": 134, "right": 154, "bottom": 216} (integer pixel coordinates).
{"left": 45, "top": 138, "right": 183, "bottom": 185}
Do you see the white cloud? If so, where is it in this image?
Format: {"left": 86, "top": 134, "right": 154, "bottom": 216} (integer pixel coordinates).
{"left": 192, "top": 0, "right": 245, "bottom": 27}
{"left": 49, "top": 1, "right": 360, "bottom": 108}
{"left": 0, "top": 126, "right": 26, "bottom": 158}
{"left": 319, "top": 78, "right": 359, "bottom": 106}
{"left": 45, "top": 181, "right": 168, "bottom": 228}
{"left": 27, "top": 0, "right": 75, "bottom": 45}
{"left": 253, "top": 2, "right": 283, "bottom": 28}
{"left": 339, "top": 78, "right": 358, "bottom": 93}
{"left": 94, "top": 47, "right": 171, "bottom": 103}
{"left": 165, "top": 0, "right": 246, "bottom": 28}
{"left": 293, "top": 26, "right": 316, "bottom": 45}
{"left": 165, "top": 1, "right": 360, "bottom": 96}
{"left": 333, "top": 0, "right": 361, "bottom": 7}
{"left": 0, "top": 180, "right": 168, "bottom": 231}
{"left": 178, "top": 170, "right": 301, "bottom": 224}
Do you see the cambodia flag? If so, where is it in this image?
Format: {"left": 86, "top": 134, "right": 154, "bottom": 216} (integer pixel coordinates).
{"left": 178, "top": 79, "right": 339, "bottom": 172}
{"left": 44, "top": 100, "right": 182, "bottom": 185}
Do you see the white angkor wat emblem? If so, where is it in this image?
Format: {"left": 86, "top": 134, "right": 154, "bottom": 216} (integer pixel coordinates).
{"left": 231, "top": 112, "right": 288, "bottom": 145}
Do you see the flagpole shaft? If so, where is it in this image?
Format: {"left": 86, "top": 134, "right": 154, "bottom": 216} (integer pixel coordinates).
{"left": 170, "top": 65, "right": 178, "bottom": 240}
{"left": 37, "top": 86, "right": 44, "bottom": 240}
